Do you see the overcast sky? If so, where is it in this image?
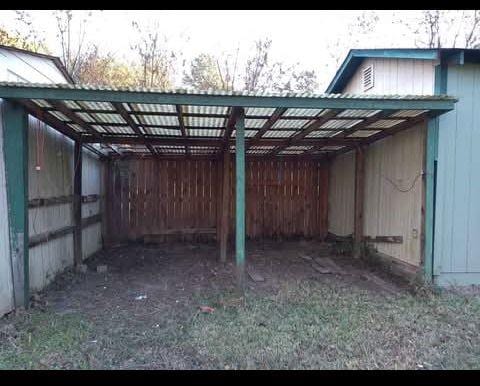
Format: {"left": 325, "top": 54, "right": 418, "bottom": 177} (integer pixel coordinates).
{"left": 0, "top": 10, "right": 426, "bottom": 90}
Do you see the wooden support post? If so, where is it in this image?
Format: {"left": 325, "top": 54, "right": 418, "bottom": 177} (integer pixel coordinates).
{"left": 235, "top": 108, "right": 246, "bottom": 293}
{"left": 353, "top": 146, "right": 365, "bottom": 258}
{"left": 2, "top": 100, "right": 29, "bottom": 308}
{"left": 219, "top": 148, "right": 231, "bottom": 262}
{"left": 73, "top": 138, "right": 83, "bottom": 266}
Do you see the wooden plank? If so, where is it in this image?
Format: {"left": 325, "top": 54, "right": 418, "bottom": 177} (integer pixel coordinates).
{"left": 364, "top": 236, "right": 403, "bottom": 244}
{"left": 73, "top": 139, "right": 83, "bottom": 266}
{"left": 354, "top": 146, "right": 365, "bottom": 258}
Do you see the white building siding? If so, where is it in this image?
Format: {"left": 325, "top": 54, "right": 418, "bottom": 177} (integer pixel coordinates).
{"left": 343, "top": 58, "right": 436, "bottom": 95}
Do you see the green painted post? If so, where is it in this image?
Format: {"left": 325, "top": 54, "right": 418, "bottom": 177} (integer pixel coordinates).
{"left": 424, "top": 118, "right": 438, "bottom": 283}
{"left": 235, "top": 108, "right": 246, "bottom": 293}
{"left": 1, "top": 100, "right": 29, "bottom": 307}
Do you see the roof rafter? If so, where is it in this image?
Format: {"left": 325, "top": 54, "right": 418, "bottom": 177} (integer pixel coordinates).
{"left": 220, "top": 106, "right": 243, "bottom": 154}
{"left": 112, "top": 102, "right": 156, "bottom": 155}
{"left": 247, "top": 107, "right": 287, "bottom": 150}
{"left": 47, "top": 99, "right": 121, "bottom": 156}
{"left": 175, "top": 105, "right": 190, "bottom": 156}
{"left": 269, "top": 109, "right": 340, "bottom": 156}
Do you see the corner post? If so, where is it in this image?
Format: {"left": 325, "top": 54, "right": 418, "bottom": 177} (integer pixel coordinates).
{"left": 353, "top": 145, "right": 365, "bottom": 258}
{"left": 73, "top": 137, "right": 83, "bottom": 266}
{"left": 235, "top": 108, "right": 246, "bottom": 292}
{"left": 2, "top": 100, "right": 29, "bottom": 307}
{"left": 220, "top": 148, "right": 231, "bottom": 262}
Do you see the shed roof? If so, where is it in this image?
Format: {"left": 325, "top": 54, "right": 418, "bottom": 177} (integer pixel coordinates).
{"left": 0, "top": 81, "right": 456, "bottom": 158}
{"left": 326, "top": 48, "right": 480, "bottom": 93}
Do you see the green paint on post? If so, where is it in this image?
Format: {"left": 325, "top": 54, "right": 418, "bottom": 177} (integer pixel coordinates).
{"left": 1, "top": 100, "right": 29, "bottom": 307}
{"left": 235, "top": 108, "right": 246, "bottom": 293}
{"left": 424, "top": 64, "right": 446, "bottom": 283}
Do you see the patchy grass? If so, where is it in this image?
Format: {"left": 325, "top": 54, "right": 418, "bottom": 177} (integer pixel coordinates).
{"left": 1, "top": 280, "right": 479, "bottom": 369}
{"left": 0, "top": 311, "right": 91, "bottom": 369}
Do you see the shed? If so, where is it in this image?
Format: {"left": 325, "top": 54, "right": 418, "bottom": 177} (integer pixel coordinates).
{"left": 0, "top": 81, "right": 456, "bottom": 309}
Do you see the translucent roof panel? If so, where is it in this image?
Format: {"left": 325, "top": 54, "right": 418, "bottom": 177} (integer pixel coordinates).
{"left": 245, "top": 107, "right": 276, "bottom": 116}
{"left": 305, "top": 130, "right": 335, "bottom": 138}
{"left": 186, "top": 116, "right": 225, "bottom": 128}
{"left": 32, "top": 99, "right": 51, "bottom": 108}
{"left": 92, "top": 113, "right": 126, "bottom": 124}
{"left": 320, "top": 119, "right": 363, "bottom": 130}
{"left": 190, "top": 146, "right": 218, "bottom": 154}
{"left": 283, "top": 108, "right": 324, "bottom": 117}
{"left": 186, "top": 105, "right": 228, "bottom": 115}
{"left": 245, "top": 118, "right": 268, "bottom": 128}
{"left": 348, "top": 130, "right": 382, "bottom": 138}
{"left": 262, "top": 130, "right": 296, "bottom": 138}
{"left": 143, "top": 127, "right": 181, "bottom": 136}
{"left": 139, "top": 115, "right": 179, "bottom": 126}
{"left": 336, "top": 109, "right": 380, "bottom": 118}
{"left": 78, "top": 101, "right": 114, "bottom": 111}
{"left": 49, "top": 111, "right": 70, "bottom": 122}
{"left": 231, "top": 130, "right": 257, "bottom": 138}
{"left": 273, "top": 119, "right": 311, "bottom": 129}
{"left": 99, "top": 125, "right": 135, "bottom": 135}
{"left": 390, "top": 109, "right": 427, "bottom": 118}
{"left": 187, "top": 128, "right": 223, "bottom": 137}
{"left": 367, "top": 119, "right": 406, "bottom": 129}
{"left": 131, "top": 103, "right": 176, "bottom": 113}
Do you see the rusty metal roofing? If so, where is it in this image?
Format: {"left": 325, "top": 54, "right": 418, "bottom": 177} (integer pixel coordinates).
{"left": 0, "top": 82, "right": 457, "bottom": 158}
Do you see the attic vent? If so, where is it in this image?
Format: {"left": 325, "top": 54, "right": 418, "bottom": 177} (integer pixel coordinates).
{"left": 362, "top": 65, "right": 374, "bottom": 91}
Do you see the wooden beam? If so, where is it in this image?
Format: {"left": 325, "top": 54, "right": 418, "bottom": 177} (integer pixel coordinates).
{"left": 175, "top": 105, "right": 190, "bottom": 156}
{"left": 82, "top": 135, "right": 362, "bottom": 147}
{"left": 220, "top": 107, "right": 242, "bottom": 154}
{"left": 17, "top": 99, "right": 79, "bottom": 141}
{"left": 2, "top": 100, "right": 29, "bottom": 308}
{"left": 112, "top": 102, "right": 156, "bottom": 155}
{"left": 235, "top": 108, "right": 246, "bottom": 293}
{"left": 219, "top": 149, "right": 231, "bottom": 262}
{"left": 73, "top": 139, "right": 83, "bottom": 266}
{"left": 48, "top": 99, "right": 121, "bottom": 156}
{"left": 269, "top": 109, "right": 339, "bottom": 156}
{"left": 247, "top": 107, "right": 287, "bottom": 150}
{"left": 364, "top": 236, "right": 403, "bottom": 244}
{"left": 353, "top": 146, "right": 365, "bottom": 258}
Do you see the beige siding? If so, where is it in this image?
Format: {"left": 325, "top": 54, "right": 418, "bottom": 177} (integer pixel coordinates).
{"left": 28, "top": 117, "right": 104, "bottom": 290}
{"left": 343, "top": 58, "right": 436, "bottom": 95}
{"left": 328, "top": 151, "right": 355, "bottom": 236}
{"left": 363, "top": 124, "right": 426, "bottom": 266}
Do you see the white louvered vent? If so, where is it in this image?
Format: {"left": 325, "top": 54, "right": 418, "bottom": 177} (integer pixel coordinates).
{"left": 362, "top": 65, "right": 374, "bottom": 91}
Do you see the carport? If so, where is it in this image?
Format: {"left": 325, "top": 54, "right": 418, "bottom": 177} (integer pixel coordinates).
{"left": 0, "top": 82, "right": 456, "bottom": 305}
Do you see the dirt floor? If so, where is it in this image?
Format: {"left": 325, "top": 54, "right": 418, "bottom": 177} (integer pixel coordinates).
{"left": 1, "top": 240, "right": 479, "bottom": 370}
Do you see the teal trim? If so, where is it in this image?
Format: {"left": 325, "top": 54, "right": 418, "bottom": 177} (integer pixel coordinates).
{"left": 235, "top": 109, "right": 246, "bottom": 292}
{"left": 424, "top": 118, "right": 438, "bottom": 283}
{"left": 326, "top": 49, "right": 439, "bottom": 93}
{"left": 0, "top": 85, "right": 457, "bottom": 111}
{"left": 425, "top": 63, "right": 446, "bottom": 282}
{"left": 1, "top": 100, "right": 29, "bottom": 307}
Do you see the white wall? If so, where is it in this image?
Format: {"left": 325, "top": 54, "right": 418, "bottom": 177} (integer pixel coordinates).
{"left": 343, "top": 58, "right": 436, "bottom": 95}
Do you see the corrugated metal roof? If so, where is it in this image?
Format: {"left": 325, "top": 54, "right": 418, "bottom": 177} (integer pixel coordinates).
{"left": 0, "top": 81, "right": 456, "bottom": 158}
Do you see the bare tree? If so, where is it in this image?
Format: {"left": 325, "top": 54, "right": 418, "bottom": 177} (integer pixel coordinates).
{"left": 0, "top": 11, "right": 48, "bottom": 53}
{"left": 130, "top": 21, "right": 176, "bottom": 88}
{"left": 54, "top": 10, "right": 95, "bottom": 80}
{"left": 412, "top": 10, "right": 480, "bottom": 49}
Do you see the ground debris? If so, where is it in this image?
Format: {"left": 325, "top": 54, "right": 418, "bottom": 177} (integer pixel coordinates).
{"left": 97, "top": 265, "right": 108, "bottom": 273}
{"left": 247, "top": 266, "right": 265, "bottom": 282}
{"left": 199, "top": 306, "right": 215, "bottom": 313}
{"left": 135, "top": 295, "right": 148, "bottom": 300}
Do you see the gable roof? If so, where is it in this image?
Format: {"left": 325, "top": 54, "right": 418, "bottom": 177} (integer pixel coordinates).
{"left": 326, "top": 48, "right": 480, "bottom": 93}
{"left": 0, "top": 44, "right": 74, "bottom": 84}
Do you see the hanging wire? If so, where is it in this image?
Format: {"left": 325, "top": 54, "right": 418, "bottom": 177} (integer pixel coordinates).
{"left": 382, "top": 172, "right": 423, "bottom": 193}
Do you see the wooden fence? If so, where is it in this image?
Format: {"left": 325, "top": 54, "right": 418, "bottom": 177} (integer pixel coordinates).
{"left": 105, "top": 157, "right": 328, "bottom": 244}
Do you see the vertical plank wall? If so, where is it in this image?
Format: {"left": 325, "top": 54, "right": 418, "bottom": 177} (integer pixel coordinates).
{"left": 434, "top": 63, "right": 480, "bottom": 285}
{"left": 28, "top": 118, "right": 104, "bottom": 290}
{"left": 328, "top": 124, "right": 426, "bottom": 267}
{"left": 0, "top": 99, "right": 14, "bottom": 316}
{"left": 106, "top": 158, "right": 329, "bottom": 243}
